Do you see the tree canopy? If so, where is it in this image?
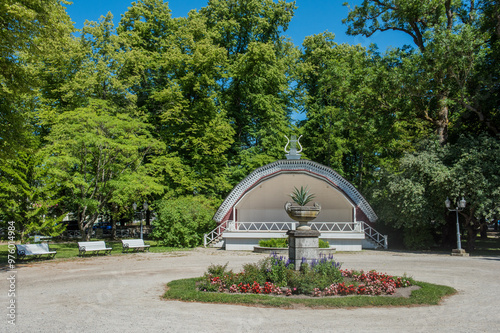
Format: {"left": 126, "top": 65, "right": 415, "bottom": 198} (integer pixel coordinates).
{"left": 1, "top": 0, "right": 498, "bottom": 248}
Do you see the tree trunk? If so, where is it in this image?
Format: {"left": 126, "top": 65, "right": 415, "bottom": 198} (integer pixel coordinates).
{"left": 78, "top": 211, "right": 86, "bottom": 241}
{"left": 436, "top": 96, "right": 449, "bottom": 145}
{"left": 111, "top": 213, "right": 117, "bottom": 240}
{"left": 441, "top": 212, "right": 456, "bottom": 248}
{"left": 81, "top": 213, "right": 98, "bottom": 241}
{"left": 479, "top": 217, "right": 488, "bottom": 239}
{"left": 466, "top": 224, "right": 478, "bottom": 252}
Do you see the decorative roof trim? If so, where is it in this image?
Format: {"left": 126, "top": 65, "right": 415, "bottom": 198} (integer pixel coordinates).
{"left": 214, "top": 159, "right": 378, "bottom": 223}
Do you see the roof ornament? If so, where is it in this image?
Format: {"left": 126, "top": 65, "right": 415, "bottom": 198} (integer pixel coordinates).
{"left": 284, "top": 135, "right": 303, "bottom": 160}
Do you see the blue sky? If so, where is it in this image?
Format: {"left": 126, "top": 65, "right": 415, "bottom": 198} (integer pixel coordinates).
{"left": 64, "top": 0, "right": 413, "bottom": 51}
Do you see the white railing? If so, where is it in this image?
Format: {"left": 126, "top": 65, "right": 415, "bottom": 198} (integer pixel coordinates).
{"left": 204, "top": 221, "right": 228, "bottom": 247}
{"left": 225, "top": 221, "right": 363, "bottom": 233}
{"left": 311, "top": 222, "right": 363, "bottom": 232}
{"left": 363, "top": 223, "right": 388, "bottom": 249}
{"left": 204, "top": 221, "right": 388, "bottom": 249}
{"left": 226, "top": 221, "right": 295, "bottom": 232}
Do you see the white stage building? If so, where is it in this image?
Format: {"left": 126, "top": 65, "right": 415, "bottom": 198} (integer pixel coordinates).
{"left": 204, "top": 138, "right": 387, "bottom": 251}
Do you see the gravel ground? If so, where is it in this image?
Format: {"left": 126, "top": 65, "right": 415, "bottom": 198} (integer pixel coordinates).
{"left": 2, "top": 248, "right": 499, "bottom": 333}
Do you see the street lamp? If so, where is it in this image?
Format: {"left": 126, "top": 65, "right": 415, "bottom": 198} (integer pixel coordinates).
{"left": 132, "top": 202, "right": 138, "bottom": 237}
{"left": 133, "top": 202, "right": 148, "bottom": 239}
{"left": 141, "top": 201, "right": 148, "bottom": 240}
{"left": 445, "top": 197, "right": 466, "bottom": 253}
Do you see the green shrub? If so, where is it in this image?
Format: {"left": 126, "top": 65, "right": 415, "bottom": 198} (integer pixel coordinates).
{"left": 403, "top": 225, "right": 434, "bottom": 250}
{"left": 236, "top": 262, "right": 267, "bottom": 285}
{"left": 311, "top": 255, "right": 343, "bottom": 284}
{"left": 285, "top": 258, "right": 342, "bottom": 294}
{"left": 207, "top": 263, "right": 230, "bottom": 277}
{"left": 259, "top": 238, "right": 329, "bottom": 248}
{"left": 258, "top": 238, "right": 288, "bottom": 248}
{"left": 151, "top": 195, "right": 217, "bottom": 247}
{"left": 262, "top": 254, "right": 291, "bottom": 286}
{"left": 318, "top": 239, "right": 330, "bottom": 248}
{"left": 199, "top": 254, "right": 343, "bottom": 295}
{"left": 286, "top": 268, "right": 323, "bottom": 294}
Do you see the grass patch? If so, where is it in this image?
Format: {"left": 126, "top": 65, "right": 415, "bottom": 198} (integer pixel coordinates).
{"left": 163, "top": 277, "right": 456, "bottom": 308}
{"left": 0, "top": 240, "right": 190, "bottom": 265}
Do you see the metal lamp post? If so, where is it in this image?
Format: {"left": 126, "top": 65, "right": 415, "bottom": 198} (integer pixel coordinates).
{"left": 141, "top": 202, "right": 148, "bottom": 240}
{"left": 132, "top": 202, "right": 138, "bottom": 237}
{"left": 445, "top": 197, "right": 467, "bottom": 255}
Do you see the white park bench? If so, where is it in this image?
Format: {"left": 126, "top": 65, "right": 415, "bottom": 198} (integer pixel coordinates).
{"left": 122, "top": 239, "right": 150, "bottom": 253}
{"left": 16, "top": 243, "right": 57, "bottom": 260}
{"left": 78, "top": 241, "right": 112, "bottom": 256}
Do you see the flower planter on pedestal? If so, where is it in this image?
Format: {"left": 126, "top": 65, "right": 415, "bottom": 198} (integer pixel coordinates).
{"left": 284, "top": 202, "right": 322, "bottom": 270}
{"left": 284, "top": 202, "right": 321, "bottom": 231}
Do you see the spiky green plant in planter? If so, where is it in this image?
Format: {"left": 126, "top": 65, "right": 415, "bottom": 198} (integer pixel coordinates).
{"left": 290, "top": 186, "right": 316, "bottom": 206}
{"left": 285, "top": 186, "right": 321, "bottom": 230}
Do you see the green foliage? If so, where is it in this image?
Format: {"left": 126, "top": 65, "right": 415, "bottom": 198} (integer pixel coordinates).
{"left": 3, "top": 0, "right": 500, "bottom": 252}
{"left": 372, "top": 140, "right": 451, "bottom": 231}
{"left": 201, "top": 0, "right": 300, "bottom": 181}
{"left": 237, "top": 262, "right": 267, "bottom": 285}
{"left": 312, "top": 256, "right": 343, "bottom": 282}
{"left": 262, "top": 255, "right": 290, "bottom": 287}
{"left": 372, "top": 135, "right": 500, "bottom": 250}
{"left": 206, "top": 262, "right": 231, "bottom": 277}
{"left": 285, "top": 269, "right": 315, "bottom": 294}
{"left": 118, "top": 0, "right": 236, "bottom": 197}
{"left": 258, "top": 238, "right": 328, "bottom": 248}
{"left": 0, "top": 0, "right": 73, "bottom": 157}
{"left": 151, "top": 195, "right": 217, "bottom": 247}
{"left": 297, "top": 34, "right": 413, "bottom": 189}
{"left": 199, "top": 253, "right": 342, "bottom": 294}
{"left": 258, "top": 238, "right": 288, "bottom": 248}
{"left": 290, "top": 186, "right": 316, "bottom": 206}
{"left": 42, "top": 103, "right": 165, "bottom": 240}
{"left": 285, "top": 258, "right": 342, "bottom": 294}
{"left": 0, "top": 144, "right": 65, "bottom": 242}
{"left": 318, "top": 239, "right": 330, "bottom": 249}
{"left": 343, "top": 0, "right": 499, "bottom": 143}
{"left": 403, "top": 226, "right": 435, "bottom": 251}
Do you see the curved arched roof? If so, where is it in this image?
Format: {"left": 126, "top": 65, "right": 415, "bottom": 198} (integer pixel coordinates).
{"left": 214, "top": 159, "right": 378, "bottom": 223}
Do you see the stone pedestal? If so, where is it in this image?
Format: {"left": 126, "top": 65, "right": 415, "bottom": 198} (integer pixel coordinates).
{"left": 287, "top": 229, "right": 320, "bottom": 270}
{"left": 451, "top": 248, "right": 469, "bottom": 257}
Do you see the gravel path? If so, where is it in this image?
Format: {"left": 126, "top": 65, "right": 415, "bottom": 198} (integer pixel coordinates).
{"left": 2, "top": 248, "right": 499, "bottom": 333}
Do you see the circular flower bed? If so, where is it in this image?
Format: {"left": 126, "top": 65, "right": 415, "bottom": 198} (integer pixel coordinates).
{"left": 198, "top": 253, "right": 414, "bottom": 297}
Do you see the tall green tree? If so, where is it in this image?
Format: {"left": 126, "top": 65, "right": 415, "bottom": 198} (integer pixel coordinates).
{"left": 297, "top": 33, "right": 419, "bottom": 189}
{"left": 42, "top": 102, "right": 165, "bottom": 240}
{"left": 372, "top": 136, "right": 500, "bottom": 250}
{"left": 456, "top": 0, "right": 500, "bottom": 137}
{"left": 0, "top": 142, "right": 65, "bottom": 242}
{"left": 35, "top": 13, "right": 166, "bottom": 240}
{"left": 119, "top": 0, "right": 235, "bottom": 197}
{"left": 39, "top": 13, "right": 133, "bottom": 118}
{"left": 202, "top": 0, "right": 299, "bottom": 179}
{"left": 344, "top": 0, "right": 497, "bottom": 144}
{"left": 0, "top": 0, "right": 73, "bottom": 157}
